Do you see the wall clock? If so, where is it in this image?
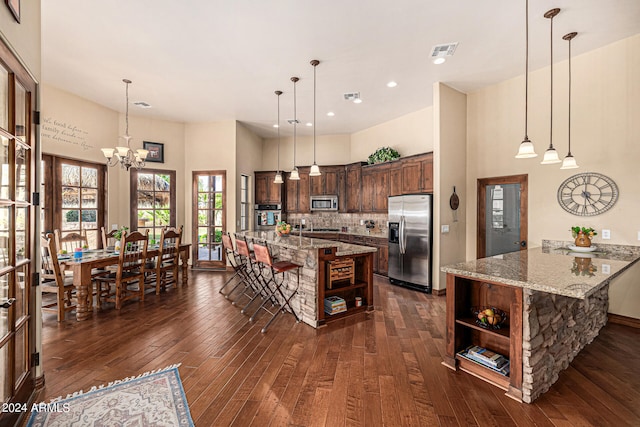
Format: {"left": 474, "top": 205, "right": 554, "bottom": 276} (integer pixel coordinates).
{"left": 557, "top": 172, "right": 619, "bottom": 216}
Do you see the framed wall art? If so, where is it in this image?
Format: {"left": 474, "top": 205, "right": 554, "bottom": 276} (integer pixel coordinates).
{"left": 143, "top": 141, "right": 164, "bottom": 163}
{"left": 6, "top": 0, "right": 20, "bottom": 23}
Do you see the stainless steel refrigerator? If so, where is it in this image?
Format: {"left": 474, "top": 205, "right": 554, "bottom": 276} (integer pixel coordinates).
{"left": 388, "top": 194, "right": 432, "bottom": 293}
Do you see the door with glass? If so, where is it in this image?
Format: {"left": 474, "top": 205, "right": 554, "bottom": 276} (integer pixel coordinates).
{"left": 192, "top": 171, "right": 226, "bottom": 269}
{"left": 477, "top": 175, "right": 528, "bottom": 258}
{"left": 0, "top": 48, "right": 38, "bottom": 426}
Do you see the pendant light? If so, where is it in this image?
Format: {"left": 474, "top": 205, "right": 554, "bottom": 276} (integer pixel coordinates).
{"left": 561, "top": 32, "right": 579, "bottom": 169}
{"left": 309, "top": 60, "right": 321, "bottom": 177}
{"left": 515, "top": 0, "right": 537, "bottom": 159}
{"left": 273, "top": 90, "right": 284, "bottom": 184}
{"left": 289, "top": 77, "right": 300, "bottom": 180}
{"left": 541, "top": 8, "right": 562, "bottom": 164}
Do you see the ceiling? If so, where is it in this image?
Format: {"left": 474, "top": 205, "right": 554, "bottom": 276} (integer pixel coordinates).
{"left": 41, "top": 1, "right": 640, "bottom": 139}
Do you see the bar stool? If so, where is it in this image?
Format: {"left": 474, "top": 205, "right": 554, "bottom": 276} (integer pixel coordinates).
{"left": 249, "top": 241, "right": 301, "bottom": 333}
{"left": 233, "top": 234, "right": 263, "bottom": 309}
{"left": 219, "top": 232, "right": 250, "bottom": 298}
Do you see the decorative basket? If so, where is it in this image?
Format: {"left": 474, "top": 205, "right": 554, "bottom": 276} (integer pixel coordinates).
{"left": 471, "top": 306, "right": 507, "bottom": 329}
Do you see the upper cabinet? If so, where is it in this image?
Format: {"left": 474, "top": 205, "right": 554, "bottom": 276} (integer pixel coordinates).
{"left": 361, "top": 163, "right": 390, "bottom": 213}
{"left": 400, "top": 153, "right": 433, "bottom": 194}
{"left": 345, "top": 162, "right": 365, "bottom": 213}
{"left": 285, "top": 167, "right": 310, "bottom": 213}
{"left": 255, "top": 171, "right": 283, "bottom": 205}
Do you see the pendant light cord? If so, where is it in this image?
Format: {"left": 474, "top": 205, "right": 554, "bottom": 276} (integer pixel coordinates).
{"left": 524, "top": 0, "right": 529, "bottom": 140}
{"left": 567, "top": 37, "right": 572, "bottom": 155}
{"left": 124, "top": 79, "right": 131, "bottom": 147}
{"left": 313, "top": 63, "right": 317, "bottom": 164}
{"left": 549, "top": 13, "right": 554, "bottom": 149}
{"left": 293, "top": 79, "right": 297, "bottom": 168}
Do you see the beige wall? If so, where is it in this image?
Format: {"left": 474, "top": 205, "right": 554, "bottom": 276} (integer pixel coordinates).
{"left": 262, "top": 134, "right": 352, "bottom": 171}
{"left": 236, "top": 122, "right": 263, "bottom": 230}
{"left": 433, "top": 83, "right": 467, "bottom": 291}
{"left": 350, "top": 107, "right": 434, "bottom": 163}
{"left": 466, "top": 34, "right": 640, "bottom": 316}
{"left": 0, "top": 1, "right": 41, "bottom": 82}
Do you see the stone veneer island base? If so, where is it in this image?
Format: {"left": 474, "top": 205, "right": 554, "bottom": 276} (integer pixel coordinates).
{"left": 441, "top": 242, "right": 640, "bottom": 403}
{"left": 238, "top": 231, "right": 377, "bottom": 328}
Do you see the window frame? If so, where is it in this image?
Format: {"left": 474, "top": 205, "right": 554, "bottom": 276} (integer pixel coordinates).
{"left": 129, "top": 168, "right": 176, "bottom": 240}
{"left": 240, "top": 174, "right": 249, "bottom": 231}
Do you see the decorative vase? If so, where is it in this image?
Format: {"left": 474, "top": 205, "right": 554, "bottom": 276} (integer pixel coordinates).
{"left": 574, "top": 231, "right": 591, "bottom": 247}
{"left": 114, "top": 240, "right": 121, "bottom": 251}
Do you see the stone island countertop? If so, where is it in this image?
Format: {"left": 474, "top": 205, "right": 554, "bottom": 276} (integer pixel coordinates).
{"left": 441, "top": 243, "right": 640, "bottom": 299}
{"left": 239, "top": 230, "right": 377, "bottom": 256}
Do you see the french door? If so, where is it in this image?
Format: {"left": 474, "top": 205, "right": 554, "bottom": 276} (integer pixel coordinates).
{"left": 192, "top": 171, "right": 226, "bottom": 269}
{"left": 477, "top": 175, "right": 528, "bottom": 258}
{"left": 0, "top": 41, "right": 38, "bottom": 426}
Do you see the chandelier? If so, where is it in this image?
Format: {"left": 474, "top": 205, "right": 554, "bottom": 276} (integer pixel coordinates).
{"left": 101, "top": 79, "right": 148, "bottom": 170}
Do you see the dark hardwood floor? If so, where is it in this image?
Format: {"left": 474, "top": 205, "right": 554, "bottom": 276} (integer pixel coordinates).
{"left": 37, "top": 271, "right": 640, "bottom": 426}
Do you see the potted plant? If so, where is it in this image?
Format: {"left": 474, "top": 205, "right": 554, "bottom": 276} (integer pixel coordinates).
{"left": 113, "top": 226, "right": 129, "bottom": 251}
{"left": 367, "top": 146, "right": 400, "bottom": 164}
{"left": 571, "top": 226, "right": 597, "bottom": 247}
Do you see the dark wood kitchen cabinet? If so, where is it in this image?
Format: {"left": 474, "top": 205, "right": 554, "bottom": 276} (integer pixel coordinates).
{"left": 345, "top": 162, "right": 364, "bottom": 212}
{"left": 285, "top": 167, "right": 310, "bottom": 213}
{"left": 389, "top": 164, "right": 403, "bottom": 196}
{"left": 401, "top": 153, "right": 433, "bottom": 194}
{"left": 309, "top": 166, "right": 346, "bottom": 210}
{"left": 254, "top": 171, "right": 283, "bottom": 205}
{"left": 361, "top": 162, "right": 390, "bottom": 213}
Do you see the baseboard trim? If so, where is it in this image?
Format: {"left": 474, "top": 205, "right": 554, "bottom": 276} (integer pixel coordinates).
{"left": 608, "top": 313, "right": 640, "bottom": 329}
{"left": 432, "top": 288, "right": 446, "bottom": 296}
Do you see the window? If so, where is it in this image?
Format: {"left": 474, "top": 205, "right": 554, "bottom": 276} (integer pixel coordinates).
{"left": 130, "top": 169, "right": 176, "bottom": 242}
{"left": 41, "top": 155, "right": 106, "bottom": 248}
{"left": 192, "top": 171, "right": 226, "bottom": 269}
{"left": 240, "top": 174, "right": 249, "bottom": 231}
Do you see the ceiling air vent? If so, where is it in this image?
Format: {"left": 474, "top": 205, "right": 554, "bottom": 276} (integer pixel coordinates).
{"left": 343, "top": 92, "right": 360, "bottom": 101}
{"left": 287, "top": 119, "right": 299, "bottom": 125}
{"left": 430, "top": 42, "right": 458, "bottom": 59}
{"left": 133, "top": 101, "right": 152, "bottom": 109}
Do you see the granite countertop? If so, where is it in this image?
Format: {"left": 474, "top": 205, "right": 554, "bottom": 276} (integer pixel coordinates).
{"left": 293, "top": 229, "right": 388, "bottom": 238}
{"left": 239, "top": 231, "right": 377, "bottom": 256}
{"left": 441, "top": 244, "right": 640, "bottom": 299}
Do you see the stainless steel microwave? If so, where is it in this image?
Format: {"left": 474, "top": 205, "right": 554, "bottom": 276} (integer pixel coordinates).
{"left": 310, "top": 195, "right": 338, "bottom": 211}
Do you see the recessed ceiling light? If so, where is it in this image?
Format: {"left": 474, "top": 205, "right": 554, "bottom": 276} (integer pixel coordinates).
{"left": 306, "top": 122, "right": 313, "bottom": 127}
{"left": 273, "top": 124, "right": 279, "bottom": 128}
{"left": 353, "top": 98, "right": 363, "bottom": 104}
{"left": 327, "top": 112, "right": 335, "bottom": 117}
{"left": 387, "top": 81, "right": 398, "bottom": 88}
{"left": 433, "top": 57, "right": 446, "bottom": 65}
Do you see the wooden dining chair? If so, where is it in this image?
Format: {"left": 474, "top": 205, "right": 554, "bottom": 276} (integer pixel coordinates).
{"left": 148, "top": 225, "right": 183, "bottom": 295}
{"left": 40, "top": 232, "right": 77, "bottom": 321}
{"left": 55, "top": 229, "right": 89, "bottom": 253}
{"left": 101, "top": 226, "right": 119, "bottom": 249}
{"left": 94, "top": 230, "right": 149, "bottom": 309}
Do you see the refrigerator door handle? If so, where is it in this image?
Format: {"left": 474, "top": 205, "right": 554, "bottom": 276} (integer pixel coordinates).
{"left": 399, "top": 215, "right": 406, "bottom": 254}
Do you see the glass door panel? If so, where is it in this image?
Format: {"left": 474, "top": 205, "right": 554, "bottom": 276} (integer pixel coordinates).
{"left": 192, "top": 171, "right": 226, "bottom": 269}
{"left": 485, "top": 184, "right": 521, "bottom": 257}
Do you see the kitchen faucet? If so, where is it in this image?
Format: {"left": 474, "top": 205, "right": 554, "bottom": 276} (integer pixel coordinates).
{"left": 300, "top": 216, "right": 313, "bottom": 245}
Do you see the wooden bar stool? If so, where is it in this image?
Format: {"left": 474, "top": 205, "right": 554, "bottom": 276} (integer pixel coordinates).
{"left": 249, "top": 241, "right": 301, "bottom": 333}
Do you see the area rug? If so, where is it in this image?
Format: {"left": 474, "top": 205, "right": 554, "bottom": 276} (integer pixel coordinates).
{"left": 27, "top": 364, "right": 194, "bottom": 426}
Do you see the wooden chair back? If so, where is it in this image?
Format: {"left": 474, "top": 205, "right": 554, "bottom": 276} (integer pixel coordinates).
{"left": 101, "top": 226, "right": 119, "bottom": 249}
{"left": 40, "top": 232, "right": 76, "bottom": 321}
{"left": 55, "top": 229, "right": 89, "bottom": 253}
{"left": 116, "top": 230, "right": 150, "bottom": 283}
{"left": 152, "top": 226, "right": 182, "bottom": 294}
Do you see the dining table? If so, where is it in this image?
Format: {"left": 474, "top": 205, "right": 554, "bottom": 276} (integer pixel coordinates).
{"left": 59, "top": 244, "right": 191, "bottom": 321}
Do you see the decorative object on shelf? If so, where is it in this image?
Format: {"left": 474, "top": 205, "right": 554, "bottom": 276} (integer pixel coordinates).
{"left": 541, "top": 8, "right": 562, "bottom": 165}
{"left": 5, "top": 0, "right": 19, "bottom": 23}
{"left": 571, "top": 226, "right": 597, "bottom": 247}
{"left": 275, "top": 221, "right": 291, "bottom": 236}
{"left": 143, "top": 141, "right": 164, "bottom": 163}
{"left": 309, "top": 60, "right": 322, "bottom": 177}
{"left": 515, "top": 0, "right": 537, "bottom": 159}
{"left": 557, "top": 172, "right": 619, "bottom": 216}
{"left": 561, "top": 32, "right": 579, "bottom": 169}
{"left": 289, "top": 77, "right": 301, "bottom": 180}
{"left": 572, "top": 256, "right": 597, "bottom": 276}
{"left": 273, "top": 90, "right": 284, "bottom": 184}
{"left": 101, "top": 79, "right": 149, "bottom": 170}
{"left": 367, "top": 146, "right": 400, "bottom": 164}
{"left": 472, "top": 306, "right": 507, "bottom": 329}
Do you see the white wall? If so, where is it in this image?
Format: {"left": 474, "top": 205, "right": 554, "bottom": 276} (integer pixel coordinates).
{"left": 433, "top": 83, "right": 467, "bottom": 292}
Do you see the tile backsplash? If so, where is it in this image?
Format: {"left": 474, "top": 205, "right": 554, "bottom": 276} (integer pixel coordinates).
{"left": 287, "top": 212, "right": 388, "bottom": 235}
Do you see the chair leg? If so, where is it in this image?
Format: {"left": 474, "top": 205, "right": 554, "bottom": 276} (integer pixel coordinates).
{"left": 57, "top": 291, "right": 64, "bottom": 322}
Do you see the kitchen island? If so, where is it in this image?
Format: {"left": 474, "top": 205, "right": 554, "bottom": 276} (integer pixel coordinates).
{"left": 237, "top": 231, "right": 377, "bottom": 327}
{"left": 441, "top": 242, "right": 640, "bottom": 403}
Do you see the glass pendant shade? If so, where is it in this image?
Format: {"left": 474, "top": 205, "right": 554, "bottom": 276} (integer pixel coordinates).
{"left": 309, "top": 163, "right": 321, "bottom": 176}
{"left": 274, "top": 171, "right": 284, "bottom": 184}
{"left": 515, "top": 138, "right": 537, "bottom": 158}
{"left": 560, "top": 154, "right": 578, "bottom": 169}
{"left": 541, "top": 147, "right": 561, "bottom": 164}
{"left": 290, "top": 167, "right": 300, "bottom": 180}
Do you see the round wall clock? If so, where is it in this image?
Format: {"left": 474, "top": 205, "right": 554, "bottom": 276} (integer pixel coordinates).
{"left": 557, "top": 172, "right": 619, "bottom": 216}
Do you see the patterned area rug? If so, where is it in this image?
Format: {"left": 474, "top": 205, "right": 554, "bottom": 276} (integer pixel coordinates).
{"left": 27, "top": 364, "right": 194, "bottom": 426}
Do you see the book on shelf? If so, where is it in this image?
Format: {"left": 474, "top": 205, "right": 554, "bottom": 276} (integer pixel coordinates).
{"left": 457, "top": 348, "right": 510, "bottom": 377}
{"left": 466, "top": 345, "right": 508, "bottom": 369}
{"left": 324, "top": 296, "right": 347, "bottom": 315}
